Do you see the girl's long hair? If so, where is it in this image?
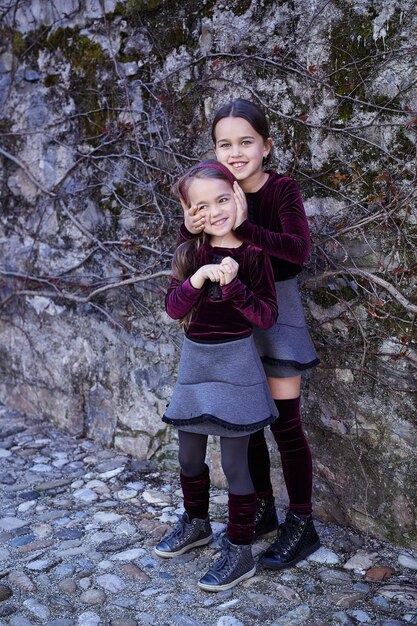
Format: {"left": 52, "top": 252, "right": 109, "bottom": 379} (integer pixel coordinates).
{"left": 211, "top": 98, "right": 273, "bottom": 165}
{"left": 171, "top": 160, "right": 236, "bottom": 328}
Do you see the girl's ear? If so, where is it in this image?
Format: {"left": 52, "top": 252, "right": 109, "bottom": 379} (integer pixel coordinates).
{"left": 263, "top": 137, "right": 273, "bottom": 158}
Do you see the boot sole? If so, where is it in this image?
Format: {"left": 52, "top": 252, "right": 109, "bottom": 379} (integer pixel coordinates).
{"left": 261, "top": 539, "right": 321, "bottom": 570}
{"left": 154, "top": 533, "right": 213, "bottom": 558}
{"left": 197, "top": 564, "right": 256, "bottom": 592}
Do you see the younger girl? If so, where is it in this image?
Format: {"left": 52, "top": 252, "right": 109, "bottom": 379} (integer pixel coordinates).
{"left": 181, "top": 99, "right": 321, "bottom": 570}
{"left": 155, "top": 160, "right": 278, "bottom": 591}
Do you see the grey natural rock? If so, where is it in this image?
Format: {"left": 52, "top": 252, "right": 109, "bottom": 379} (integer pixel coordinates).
{"left": 7, "top": 571, "right": 36, "bottom": 592}
{"left": 95, "top": 574, "right": 126, "bottom": 593}
{"left": 0, "top": 585, "right": 12, "bottom": 601}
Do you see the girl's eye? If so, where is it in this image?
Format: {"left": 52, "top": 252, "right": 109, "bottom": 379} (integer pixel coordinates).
{"left": 219, "top": 142, "right": 230, "bottom": 148}
{"left": 198, "top": 205, "right": 207, "bottom": 212}
{"left": 219, "top": 197, "right": 229, "bottom": 203}
{"left": 242, "top": 140, "right": 252, "bottom": 146}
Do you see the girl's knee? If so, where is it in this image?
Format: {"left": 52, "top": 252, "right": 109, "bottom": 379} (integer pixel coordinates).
{"left": 178, "top": 453, "right": 205, "bottom": 477}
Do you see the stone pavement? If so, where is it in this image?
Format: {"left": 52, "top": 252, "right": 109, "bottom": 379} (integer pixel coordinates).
{"left": 0, "top": 408, "right": 416, "bottom": 626}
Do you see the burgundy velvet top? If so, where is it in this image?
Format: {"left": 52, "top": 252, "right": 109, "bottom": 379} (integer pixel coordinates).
{"left": 179, "top": 172, "right": 311, "bottom": 282}
{"left": 166, "top": 242, "right": 278, "bottom": 342}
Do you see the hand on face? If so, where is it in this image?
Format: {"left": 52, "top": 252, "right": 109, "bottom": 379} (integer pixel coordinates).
{"left": 181, "top": 197, "right": 206, "bottom": 234}
{"left": 233, "top": 181, "right": 248, "bottom": 229}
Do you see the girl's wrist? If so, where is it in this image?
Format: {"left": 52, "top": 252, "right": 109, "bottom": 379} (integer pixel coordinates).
{"left": 190, "top": 271, "right": 204, "bottom": 289}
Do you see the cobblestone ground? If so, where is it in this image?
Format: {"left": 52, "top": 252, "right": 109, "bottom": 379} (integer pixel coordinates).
{"left": 0, "top": 408, "right": 416, "bottom": 626}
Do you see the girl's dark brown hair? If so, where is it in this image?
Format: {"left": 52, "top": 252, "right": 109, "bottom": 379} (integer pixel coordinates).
{"left": 211, "top": 98, "right": 273, "bottom": 164}
{"left": 172, "top": 160, "right": 236, "bottom": 328}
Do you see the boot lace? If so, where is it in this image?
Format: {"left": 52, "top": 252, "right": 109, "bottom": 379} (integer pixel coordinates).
{"left": 273, "top": 514, "right": 305, "bottom": 555}
{"left": 165, "top": 516, "right": 187, "bottom": 542}
{"left": 210, "top": 538, "right": 236, "bottom": 575}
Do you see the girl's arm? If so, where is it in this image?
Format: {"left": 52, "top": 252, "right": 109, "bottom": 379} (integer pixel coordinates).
{"left": 220, "top": 252, "right": 278, "bottom": 330}
{"left": 235, "top": 178, "right": 311, "bottom": 265}
{"left": 165, "top": 264, "right": 226, "bottom": 319}
{"left": 165, "top": 277, "right": 202, "bottom": 320}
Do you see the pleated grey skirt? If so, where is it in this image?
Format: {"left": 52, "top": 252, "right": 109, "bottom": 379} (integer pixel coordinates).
{"left": 253, "top": 277, "right": 320, "bottom": 378}
{"left": 163, "top": 335, "right": 278, "bottom": 437}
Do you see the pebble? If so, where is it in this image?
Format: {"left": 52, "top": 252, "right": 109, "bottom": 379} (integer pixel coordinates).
{"left": 216, "top": 617, "right": 244, "bottom": 626}
{"left": 10, "top": 617, "right": 34, "bottom": 626}
{"left": 96, "top": 574, "right": 126, "bottom": 593}
{"left": 351, "top": 610, "right": 372, "bottom": 622}
{"left": 142, "top": 490, "right": 171, "bottom": 506}
{"left": 79, "top": 590, "right": 106, "bottom": 604}
{"left": 58, "top": 579, "right": 77, "bottom": 593}
{"left": 372, "top": 595, "right": 390, "bottom": 610}
{"left": 327, "top": 592, "right": 364, "bottom": 608}
{"left": 1, "top": 410, "right": 415, "bottom": 626}
{"left": 398, "top": 553, "right": 417, "bottom": 570}
{"left": 77, "top": 612, "right": 101, "bottom": 626}
{"left": 365, "top": 566, "right": 395, "bottom": 581}
{"left": 318, "top": 568, "right": 352, "bottom": 585}
{"left": 93, "top": 512, "right": 122, "bottom": 524}
{"left": 0, "top": 585, "right": 12, "bottom": 601}
{"left": 274, "top": 604, "right": 311, "bottom": 625}
{"left": 0, "top": 517, "right": 26, "bottom": 531}
{"left": 73, "top": 489, "right": 99, "bottom": 504}
{"left": 171, "top": 617, "right": 205, "bottom": 626}
{"left": 307, "top": 547, "right": 340, "bottom": 564}
{"left": 343, "top": 551, "right": 379, "bottom": 571}
{"left": 7, "top": 571, "right": 36, "bottom": 592}
{"left": 332, "top": 611, "right": 355, "bottom": 625}
{"left": 110, "top": 548, "right": 145, "bottom": 561}
{"left": 23, "top": 598, "right": 51, "bottom": 619}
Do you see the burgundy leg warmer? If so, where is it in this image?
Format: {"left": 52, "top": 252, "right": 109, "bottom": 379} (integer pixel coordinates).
{"left": 271, "top": 397, "right": 313, "bottom": 516}
{"left": 227, "top": 491, "right": 257, "bottom": 545}
{"left": 180, "top": 464, "right": 210, "bottom": 520}
{"left": 247, "top": 429, "right": 274, "bottom": 499}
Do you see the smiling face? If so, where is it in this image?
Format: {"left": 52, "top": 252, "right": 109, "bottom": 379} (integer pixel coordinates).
{"left": 213, "top": 116, "right": 272, "bottom": 192}
{"left": 186, "top": 176, "right": 240, "bottom": 247}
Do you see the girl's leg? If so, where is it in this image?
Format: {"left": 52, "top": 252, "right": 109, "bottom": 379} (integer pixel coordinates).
{"left": 198, "top": 435, "right": 256, "bottom": 591}
{"left": 220, "top": 435, "right": 256, "bottom": 545}
{"left": 268, "top": 376, "right": 312, "bottom": 516}
{"left": 155, "top": 431, "right": 212, "bottom": 558}
{"left": 260, "top": 376, "right": 320, "bottom": 569}
{"left": 247, "top": 429, "right": 273, "bottom": 499}
{"left": 178, "top": 431, "right": 210, "bottom": 520}
{"left": 248, "top": 376, "right": 302, "bottom": 537}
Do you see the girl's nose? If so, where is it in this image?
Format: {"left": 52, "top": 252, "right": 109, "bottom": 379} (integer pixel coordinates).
{"left": 230, "top": 144, "right": 242, "bottom": 157}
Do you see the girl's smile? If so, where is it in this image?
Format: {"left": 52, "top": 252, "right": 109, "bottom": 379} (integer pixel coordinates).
{"left": 213, "top": 116, "right": 272, "bottom": 192}
{"left": 187, "top": 177, "right": 241, "bottom": 247}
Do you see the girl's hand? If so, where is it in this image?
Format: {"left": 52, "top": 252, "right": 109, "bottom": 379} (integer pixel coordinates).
{"left": 233, "top": 181, "right": 248, "bottom": 229}
{"left": 181, "top": 197, "right": 206, "bottom": 234}
{"left": 190, "top": 264, "right": 226, "bottom": 289}
{"left": 220, "top": 256, "right": 239, "bottom": 285}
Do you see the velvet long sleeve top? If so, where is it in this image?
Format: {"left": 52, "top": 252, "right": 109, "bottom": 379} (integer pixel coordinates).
{"left": 179, "top": 172, "right": 311, "bottom": 282}
{"left": 166, "top": 242, "right": 278, "bottom": 342}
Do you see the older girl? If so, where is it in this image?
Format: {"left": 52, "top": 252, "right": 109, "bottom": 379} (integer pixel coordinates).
{"left": 182, "top": 100, "right": 321, "bottom": 570}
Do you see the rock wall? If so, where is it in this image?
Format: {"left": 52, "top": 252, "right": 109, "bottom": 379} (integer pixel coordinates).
{"left": 1, "top": 0, "right": 416, "bottom": 546}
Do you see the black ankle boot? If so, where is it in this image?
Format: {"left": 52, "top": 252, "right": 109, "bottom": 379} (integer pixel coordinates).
{"left": 254, "top": 497, "right": 279, "bottom": 539}
{"left": 260, "top": 510, "right": 320, "bottom": 569}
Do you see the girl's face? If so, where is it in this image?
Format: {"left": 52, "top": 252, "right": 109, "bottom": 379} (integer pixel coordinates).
{"left": 187, "top": 177, "right": 237, "bottom": 243}
{"left": 213, "top": 116, "right": 272, "bottom": 191}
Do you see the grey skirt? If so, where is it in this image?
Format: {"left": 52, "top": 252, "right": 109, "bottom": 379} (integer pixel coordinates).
{"left": 253, "top": 277, "right": 320, "bottom": 378}
{"left": 163, "top": 335, "right": 278, "bottom": 437}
